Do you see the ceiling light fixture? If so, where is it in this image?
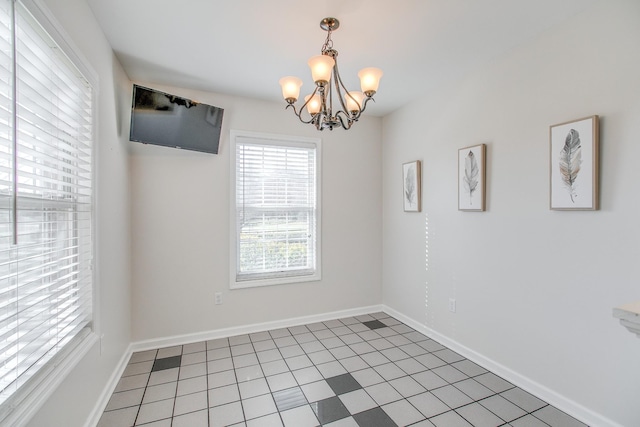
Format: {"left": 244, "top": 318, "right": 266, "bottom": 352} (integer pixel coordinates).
{"left": 279, "top": 17, "right": 383, "bottom": 131}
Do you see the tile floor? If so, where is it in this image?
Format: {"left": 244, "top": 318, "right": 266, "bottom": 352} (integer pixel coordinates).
{"left": 98, "top": 313, "right": 588, "bottom": 427}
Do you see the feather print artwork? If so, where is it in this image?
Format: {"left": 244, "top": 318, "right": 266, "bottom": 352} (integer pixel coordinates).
{"left": 559, "top": 129, "right": 582, "bottom": 203}
{"left": 463, "top": 151, "right": 479, "bottom": 204}
{"left": 404, "top": 165, "right": 416, "bottom": 206}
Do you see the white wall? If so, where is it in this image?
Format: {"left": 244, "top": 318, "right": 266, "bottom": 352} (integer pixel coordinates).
{"left": 382, "top": 1, "right": 640, "bottom": 426}
{"left": 25, "top": 0, "right": 132, "bottom": 426}
{"left": 130, "top": 87, "right": 383, "bottom": 342}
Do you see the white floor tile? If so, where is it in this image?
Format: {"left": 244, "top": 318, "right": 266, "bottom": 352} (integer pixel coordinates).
{"left": 177, "top": 376, "right": 207, "bottom": 396}
{"left": 238, "top": 377, "right": 270, "bottom": 399}
{"left": 338, "top": 389, "right": 377, "bottom": 415}
{"left": 209, "top": 383, "right": 240, "bottom": 407}
{"left": 210, "top": 401, "right": 245, "bottom": 427}
{"left": 242, "top": 393, "right": 278, "bottom": 420}
{"left": 266, "top": 371, "right": 298, "bottom": 392}
{"left": 142, "top": 382, "right": 176, "bottom": 404}
{"left": 246, "top": 412, "right": 284, "bottom": 427}
{"left": 300, "top": 380, "right": 336, "bottom": 403}
{"left": 174, "top": 390, "right": 207, "bottom": 416}
{"left": 172, "top": 409, "right": 208, "bottom": 427}
{"left": 382, "top": 398, "right": 425, "bottom": 426}
{"left": 105, "top": 388, "right": 145, "bottom": 411}
{"left": 135, "top": 398, "right": 174, "bottom": 425}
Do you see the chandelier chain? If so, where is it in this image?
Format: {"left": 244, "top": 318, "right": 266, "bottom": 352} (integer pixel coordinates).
{"left": 321, "top": 28, "right": 333, "bottom": 54}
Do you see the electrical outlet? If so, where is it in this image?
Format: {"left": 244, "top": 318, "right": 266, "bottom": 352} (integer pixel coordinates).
{"left": 448, "top": 298, "right": 456, "bottom": 313}
{"left": 215, "top": 292, "right": 223, "bottom": 305}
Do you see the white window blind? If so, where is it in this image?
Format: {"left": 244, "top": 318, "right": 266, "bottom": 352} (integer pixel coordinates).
{"left": 0, "top": 0, "right": 93, "bottom": 416}
{"left": 232, "top": 132, "right": 320, "bottom": 287}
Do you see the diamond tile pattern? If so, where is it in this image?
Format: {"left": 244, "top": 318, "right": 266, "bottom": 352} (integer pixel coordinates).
{"left": 99, "top": 313, "right": 589, "bottom": 427}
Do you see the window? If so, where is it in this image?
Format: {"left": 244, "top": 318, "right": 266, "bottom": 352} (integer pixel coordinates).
{"left": 0, "top": 0, "right": 94, "bottom": 422}
{"left": 231, "top": 130, "right": 321, "bottom": 288}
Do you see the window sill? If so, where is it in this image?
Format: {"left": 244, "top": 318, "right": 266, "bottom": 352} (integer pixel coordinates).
{"left": 231, "top": 272, "right": 321, "bottom": 290}
{"left": 0, "top": 331, "right": 98, "bottom": 426}
{"left": 613, "top": 300, "right": 640, "bottom": 338}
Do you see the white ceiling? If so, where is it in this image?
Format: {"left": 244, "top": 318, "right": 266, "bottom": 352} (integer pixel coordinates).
{"left": 86, "top": 0, "right": 598, "bottom": 117}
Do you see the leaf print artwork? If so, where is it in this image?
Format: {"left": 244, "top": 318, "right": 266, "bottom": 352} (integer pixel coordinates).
{"left": 403, "top": 161, "right": 421, "bottom": 212}
{"left": 559, "top": 129, "right": 582, "bottom": 203}
{"left": 458, "top": 144, "right": 485, "bottom": 211}
{"left": 404, "top": 165, "right": 416, "bottom": 207}
{"left": 463, "top": 151, "right": 479, "bottom": 204}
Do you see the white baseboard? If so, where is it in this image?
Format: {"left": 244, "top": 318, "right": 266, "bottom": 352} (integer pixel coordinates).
{"left": 83, "top": 343, "right": 133, "bottom": 427}
{"left": 382, "top": 305, "right": 622, "bottom": 427}
{"left": 130, "top": 305, "right": 384, "bottom": 353}
{"left": 84, "top": 304, "right": 383, "bottom": 426}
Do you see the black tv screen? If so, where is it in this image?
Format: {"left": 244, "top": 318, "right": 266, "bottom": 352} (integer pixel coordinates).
{"left": 129, "top": 84, "right": 224, "bottom": 154}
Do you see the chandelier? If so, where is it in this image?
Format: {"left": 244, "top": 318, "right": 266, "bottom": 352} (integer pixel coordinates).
{"left": 279, "top": 17, "right": 383, "bottom": 131}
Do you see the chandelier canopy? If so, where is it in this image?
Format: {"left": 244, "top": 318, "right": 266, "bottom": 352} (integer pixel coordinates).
{"left": 279, "top": 17, "right": 383, "bottom": 131}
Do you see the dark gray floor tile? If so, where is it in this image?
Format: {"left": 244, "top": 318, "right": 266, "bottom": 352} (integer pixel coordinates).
{"left": 353, "top": 406, "right": 398, "bottom": 427}
{"left": 363, "top": 320, "right": 387, "bottom": 330}
{"left": 326, "top": 373, "right": 362, "bottom": 395}
{"left": 152, "top": 355, "right": 182, "bottom": 372}
{"left": 311, "top": 396, "right": 351, "bottom": 424}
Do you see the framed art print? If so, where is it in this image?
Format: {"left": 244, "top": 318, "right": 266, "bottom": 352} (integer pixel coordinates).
{"left": 550, "top": 115, "right": 599, "bottom": 210}
{"left": 403, "top": 160, "right": 421, "bottom": 212}
{"left": 458, "top": 144, "right": 486, "bottom": 211}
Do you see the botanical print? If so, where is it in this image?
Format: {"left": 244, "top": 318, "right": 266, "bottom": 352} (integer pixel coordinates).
{"left": 550, "top": 116, "right": 598, "bottom": 210}
{"left": 558, "top": 129, "right": 582, "bottom": 203}
{"left": 458, "top": 144, "right": 485, "bottom": 211}
{"left": 405, "top": 165, "right": 416, "bottom": 207}
{"left": 403, "top": 161, "right": 421, "bottom": 212}
{"left": 463, "top": 150, "right": 479, "bottom": 204}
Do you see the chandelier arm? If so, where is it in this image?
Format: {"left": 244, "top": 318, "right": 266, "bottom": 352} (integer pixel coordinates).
{"left": 288, "top": 86, "right": 322, "bottom": 125}
{"left": 332, "top": 61, "right": 363, "bottom": 121}
{"left": 289, "top": 105, "right": 319, "bottom": 126}
{"left": 361, "top": 96, "right": 376, "bottom": 114}
{"left": 335, "top": 110, "right": 353, "bottom": 130}
{"left": 359, "top": 96, "right": 374, "bottom": 114}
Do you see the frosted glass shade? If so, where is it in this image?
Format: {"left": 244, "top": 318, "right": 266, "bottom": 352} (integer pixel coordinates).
{"left": 308, "top": 55, "right": 335, "bottom": 84}
{"left": 346, "top": 91, "right": 364, "bottom": 113}
{"left": 358, "top": 67, "right": 383, "bottom": 95}
{"left": 279, "top": 76, "right": 303, "bottom": 102}
{"left": 304, "top": 94, "right": 322, "bottom": 114}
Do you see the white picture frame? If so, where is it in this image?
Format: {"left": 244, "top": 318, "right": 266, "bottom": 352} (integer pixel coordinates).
{"left": 403, "top": 160, "right": 421, "bottom": 212}
{"left": 458, "top": 144, "right": 486, "bottom": 211}
{"left": 550, "top": 115, "right": 599, "bottom": 210}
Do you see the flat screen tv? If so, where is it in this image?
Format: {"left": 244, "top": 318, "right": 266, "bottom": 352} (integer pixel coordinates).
{"left": 129, "top": 84, "right": 224, "bottom": 154}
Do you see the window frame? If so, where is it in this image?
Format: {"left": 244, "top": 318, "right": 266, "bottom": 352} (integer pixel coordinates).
{"left": 230, "top": 130, "right": 322, "bottom": 289}
{"left": 0, "top": 0, "right": 99, "bottom": 425}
